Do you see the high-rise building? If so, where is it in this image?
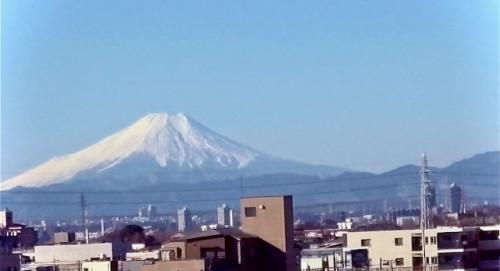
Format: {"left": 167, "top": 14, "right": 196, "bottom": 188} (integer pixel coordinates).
{"left": 138, "top": 207, "right": 147, "bottom": 219}
{"left": 217, "top": 203, "right": 233, "bottom": 227}
{"left": 240, "top": 195, "right": 296, "bottom": 271}
{"left": 428, "top": 185, "right": 437, "bottom": 209}
{"left": 177, "top": 207, "right": 192, "bottom": 232}
{"left": 450, "top": 183, "right": 463, "bottom": 213}
{"left": 148, "top": 204, "right": 158, "bottom": 218}
{"left": 0, "top": 208, "right": 13, "bottom": 228}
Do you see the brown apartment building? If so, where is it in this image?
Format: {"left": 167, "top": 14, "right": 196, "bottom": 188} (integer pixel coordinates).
{"left": 143, "top": 195, "right": 298, "bottom": 271}
{"left": 240, "top": 195, "right": 297, "bottom": 271}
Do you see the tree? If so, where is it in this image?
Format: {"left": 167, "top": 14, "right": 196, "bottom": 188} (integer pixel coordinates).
{"left": 118, "top": 224, "right": 145, "bottom": 243}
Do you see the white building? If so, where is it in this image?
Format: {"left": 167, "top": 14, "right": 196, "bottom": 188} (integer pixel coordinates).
{"left": 337, "top": 218, "right": 354, "bottom": 230}
{"left": 177, "top": 207, "right": 192, "bottom": 232}
{"left": 0, "top": 209, "right": 13, "bottom": 228}
{"left": 32, "top": 242, "right": 131, "bottom": 263}
{"left": 217, "top": 203, "right": 233, "bottom": 227}
{"left": 301, "top": 246, "right": 370, "bottom": 270}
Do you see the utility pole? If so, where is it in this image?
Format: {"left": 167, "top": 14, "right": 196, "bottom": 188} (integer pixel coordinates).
{"left": 239, "top": 175, "right": 243, "bottom": 198}
{"left": 420, "top": 153, "right": 433, "bottom": 271}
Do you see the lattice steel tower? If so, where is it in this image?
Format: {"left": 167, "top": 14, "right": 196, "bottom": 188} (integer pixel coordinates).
{"left": 80, "top": 193, "right": 87, "bottom": 232}
{"left": 420, "top": 153, "right": 434, "bottom": 271}
{"left": 420, "top": 153, "right": 433, "bottom": 229}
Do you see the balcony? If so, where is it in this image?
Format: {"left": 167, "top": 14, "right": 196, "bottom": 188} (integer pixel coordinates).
{"left": 478, "top": 239, "right": 500, "bottom": 250}
{"left": 437, "top": 233, "right": 478, "bottom": 250}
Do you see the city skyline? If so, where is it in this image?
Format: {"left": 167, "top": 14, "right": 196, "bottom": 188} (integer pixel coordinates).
{"left": 2, "top": 1, "right": 499, "bottom": 180}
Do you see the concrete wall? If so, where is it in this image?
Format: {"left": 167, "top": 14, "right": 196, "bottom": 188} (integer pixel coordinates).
{"left": 54, "top": 232, "right": 75, "bottom": 244}
{"left": 34, "top": 243, "right": 119, "bottom": 263}
{"left": 122, "top": 261, "right": 148, "bottom": 271}
{"left": 185, "top": 236, "right": 225, "bottom": 259}
{"left": 81, "top": 261, "right": 118, "bottom": 271}
{"left": 141, "top": 259, "right": 205, "bottom": 271}
{"left": 161, "top": 241, "right": 186, "bottom": 259}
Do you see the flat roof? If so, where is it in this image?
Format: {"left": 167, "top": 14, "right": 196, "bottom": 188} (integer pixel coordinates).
{"left": 178, "top": 228, "right": 258, "bottom": 241}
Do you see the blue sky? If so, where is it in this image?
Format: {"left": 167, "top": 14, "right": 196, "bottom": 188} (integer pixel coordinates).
{"left": 1, "top": 0, "right": 498, "bottom": 179}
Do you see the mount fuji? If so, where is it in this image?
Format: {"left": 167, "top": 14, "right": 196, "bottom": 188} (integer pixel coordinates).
{"left": 1, "top": 113, "right": 347, "bottom": 191}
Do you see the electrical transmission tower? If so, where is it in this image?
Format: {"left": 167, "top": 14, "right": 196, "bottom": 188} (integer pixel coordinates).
{"left": 420, "top": 153, "right": 433, "bottom": 230}
{"left": 420, "top": 153, "right": 434, "bottom": 271}
{"left": 80, "top": 193, "right": 87, "bottom": 232}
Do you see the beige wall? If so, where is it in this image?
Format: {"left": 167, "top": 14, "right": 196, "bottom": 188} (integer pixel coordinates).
{"left": 81, "top": 261, "right": 118, "bottom": 271}
{"left": 141, "top": 259, "right": 205, "bottom": 271}
{"left": 185, "top": 236, "right": 225, "bottom": 259}
{"left": 34, "top": 243, "right": 114, "bottom": 263}
{"left": 346, "top": 229, "right": 439, "bottom": 268}
{"left": 161, "top": 241, "right": 186, "bottom": 259}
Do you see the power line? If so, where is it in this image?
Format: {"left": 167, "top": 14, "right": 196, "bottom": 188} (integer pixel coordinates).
{"left": 2, "top": 170, "right": 496, "bottom": 195}
{"left": 0, "top": 182, "right": 421, "bottom": 206}
{"left": 0, "top": 171, "right": 434, "bottom": 195}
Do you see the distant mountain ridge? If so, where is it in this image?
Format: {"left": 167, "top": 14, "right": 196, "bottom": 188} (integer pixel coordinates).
{"left": 1, "top": 113, "right": 347, "bottom": 190}
{"left": 1, "top": 151, "right": 497, "bottom": 220}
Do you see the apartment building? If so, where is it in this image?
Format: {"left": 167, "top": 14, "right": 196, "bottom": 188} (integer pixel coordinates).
{"left": 346, "top": 225, "right": 500, "bottom": 271}
{"left": 437, "top": 225, "right": 500, "bottom": 271}
{"left": 141, "top": 195, "right": 299, "bottom": 271}
{"left": 346, "top": 229, "right": 440, "bottom": 270}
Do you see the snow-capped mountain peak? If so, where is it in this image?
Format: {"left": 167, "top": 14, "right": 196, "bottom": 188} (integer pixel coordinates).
{"left": 1, "top": 113, "right": 262, "bottom": 190}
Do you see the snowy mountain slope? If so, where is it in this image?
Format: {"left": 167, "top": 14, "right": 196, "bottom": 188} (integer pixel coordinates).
{"left": 1, "top": 113, "right": 346, "bottom": 190}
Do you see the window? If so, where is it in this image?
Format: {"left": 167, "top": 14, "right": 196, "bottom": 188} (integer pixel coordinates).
{"left": 431, "top": 257, "right": 438, "bottom": 264}
{"left": 430, "top": 236, "right": 436, "bottom": 244}
{"left": 361, "top": 239, "right": 371, "bottom": 247}
{"left": 425, "top": 237, "right": 429, "bottom": 244}
{"left": 395, "top": 238, "right": 403, "bottom": 246}
{"left": 411, "top": 236, "right": 422, "bottom": 251}
{"left": 201, "top": 248, "right": 217, "bottom": 259}
{"left": 425, "top": 257, "right": 429, "bottom": 264}
{"left": 249, "top": 248, "right": 256, "bottom": 260}
{"left": 244, "top": 207, "right": 256, "bottom": 217}
{"left": 480, "top": 230, "right": 499, "bottom": 240}
{"left": 395, "top": 258, "right": 404, "bottom": 266}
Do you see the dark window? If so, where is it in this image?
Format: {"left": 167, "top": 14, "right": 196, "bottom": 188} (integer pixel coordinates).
{"left": 361, "top": 239, "right": 371, "bottom": 247}
{"left": 395, "top": 258, "right": 404, "bottom": 266}
{"left": 431, "top": 257, "right": 438, "bottom": 264}
{"left": 412, "top": 236, "right": 422, "bottom": 251}
{"left": 201, "top": 248, "right": 217, "bottom": 259}
{"left": 480, "top": 250, "right": 500, "bottom": 261}
{"left": 430, "top": 236, "right": 436, "bottom": 244}
{"left": 245, "top": 207, "right": 256, "bottom": 217}
{"left": 480, "top": 230, "right": 499, "bottom": 240}
{"left": 412, "top": 256, "right": 423, "bottom": 267}
{"left": 395, "top": 238, "right": 403, "bottom": 246}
